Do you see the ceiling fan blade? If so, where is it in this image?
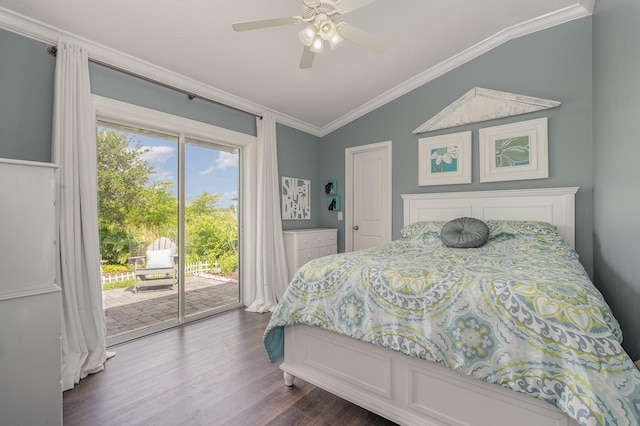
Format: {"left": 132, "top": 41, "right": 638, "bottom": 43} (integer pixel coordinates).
{"left": 299, "top": 47, "right": 315, "bottom": 69}
{"left": 338, "top": 23, "right": 388, "bottom": 54}
{"left": 232, "top": 17, "right": 301, "bottom": 32}
{"left": 337, "top": 0, "right": 376, "bottom": 13}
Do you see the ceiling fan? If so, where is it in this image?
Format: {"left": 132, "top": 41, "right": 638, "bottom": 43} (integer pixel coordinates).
{"left": 232, "top": 0, "right": 388, "bottom": 69}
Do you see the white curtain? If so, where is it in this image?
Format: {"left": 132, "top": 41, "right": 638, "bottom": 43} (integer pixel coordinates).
{"left": 246, "top": 113, "right": 290, "bottom": 313}
{"left": 52, "top": 40, "right": 108, "bottom": 391}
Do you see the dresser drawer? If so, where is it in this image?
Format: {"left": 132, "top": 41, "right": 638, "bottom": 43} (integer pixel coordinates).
{"left": 320, "top": 231, "right": 336, "bottom": 247}
{"left": 297, "top": 247, "right": 319, "bottom": 268}
{"left": 318, "top": 244, "right": 337, "bottom": 257}
{"left": 295, "top": 245, "right": 338, "bottom": 269}
{"left": 298, "top": 230, "right": 335, "bottom": 249}
{"left": 283, "top": 228, "right": 338, "bottom": 281}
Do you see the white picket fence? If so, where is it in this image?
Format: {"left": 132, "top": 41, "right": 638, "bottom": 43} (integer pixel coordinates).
{"left": 101, "top": 261, "right": 217, "bottom": 285}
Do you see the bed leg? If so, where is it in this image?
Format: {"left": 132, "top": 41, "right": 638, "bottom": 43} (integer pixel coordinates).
{"left": 283, "top": 371, "right": 295, "bottom": 387}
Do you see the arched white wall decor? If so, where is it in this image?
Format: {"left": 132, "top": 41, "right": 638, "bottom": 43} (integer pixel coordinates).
{"left": 413, "top": 87, "right": 560, "bottom": 134}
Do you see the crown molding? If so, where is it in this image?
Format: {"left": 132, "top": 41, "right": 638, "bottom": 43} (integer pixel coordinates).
{"left": 318, "top": 2, "right": 593, "bottom": 137}
{"left": 580, "top": 0, "right": 597, "bottom": 14}
{"left": 0, "top": 5, "right": 58, "bottom": 43}
{"left": 272, "top": 111, "right": 323, "bottom": 137}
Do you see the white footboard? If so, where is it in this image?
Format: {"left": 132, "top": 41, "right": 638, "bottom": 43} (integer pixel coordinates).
{"left": 281, "top": 325, "right": 579, "bottom": 426}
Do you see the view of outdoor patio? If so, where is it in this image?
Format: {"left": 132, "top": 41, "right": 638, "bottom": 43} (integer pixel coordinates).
{"left": 102, "top": 263, "right": 238, "bottom": 336}
{"left": 97, "top": 122, "right": 240, "bottom": 340}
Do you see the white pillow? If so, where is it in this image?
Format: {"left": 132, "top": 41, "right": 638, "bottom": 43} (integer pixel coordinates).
{"left": 145, "top": 248, "right": 174, "bottom": 268}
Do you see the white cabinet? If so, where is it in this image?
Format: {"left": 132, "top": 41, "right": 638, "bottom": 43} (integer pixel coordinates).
{"left": 0, "top": 158, "right": 62, "bottom": 426}
{"left": 283, "top": 228, "right": 338, "bottom": 281}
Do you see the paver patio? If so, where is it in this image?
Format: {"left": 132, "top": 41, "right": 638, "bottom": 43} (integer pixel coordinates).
{"left": 103, "top": 274, "right": 239, "bottom": 337}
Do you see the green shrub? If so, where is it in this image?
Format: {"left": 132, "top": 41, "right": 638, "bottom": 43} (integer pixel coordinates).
{"left": 99, "top": 221, "right": 140, "bottom": 265}
{"left": 218, "top": 251, "right": 238, "bottom": 275}
{"left": 101, "top": 264, "right": 132, "bottom": 273}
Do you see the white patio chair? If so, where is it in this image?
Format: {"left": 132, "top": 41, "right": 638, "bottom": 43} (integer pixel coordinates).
{"left": 130, "top": 237, "right": 177, "bottom": 293}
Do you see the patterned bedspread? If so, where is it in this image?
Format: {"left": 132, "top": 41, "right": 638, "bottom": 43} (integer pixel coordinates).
{"left": 263, "top": 221, "right": 640, "bottom": 426}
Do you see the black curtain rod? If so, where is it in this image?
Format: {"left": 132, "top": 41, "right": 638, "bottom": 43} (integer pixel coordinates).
{"left": 47, "top": 46, "right": 262, "bottom": 120}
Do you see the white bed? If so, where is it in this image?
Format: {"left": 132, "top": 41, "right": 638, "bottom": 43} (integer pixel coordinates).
{"left": 279, "top": 187, "right": 581, "bottom": 426}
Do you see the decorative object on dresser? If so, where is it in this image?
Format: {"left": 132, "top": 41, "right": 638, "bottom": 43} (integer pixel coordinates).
{"left": 0, "top": 158, "right": 62, "bottom": 426}
{"left": 283, "top": 228, "right": 338, "bottom": 281}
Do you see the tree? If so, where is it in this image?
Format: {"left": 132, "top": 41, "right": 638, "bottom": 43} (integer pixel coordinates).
{"left": 128, "top": 180, "right": 178, "bottom": 241}
{"left": 185, "top": 192, "right": 238, "bottom": 273}
{"left": 187, "top": 192, "right": 222, "bottom": 215}
{"left": 97, "top": 128, "right": 153, "bottom": 226}
{"left": 97, "top": 128, "right": 156, "bottom": 264}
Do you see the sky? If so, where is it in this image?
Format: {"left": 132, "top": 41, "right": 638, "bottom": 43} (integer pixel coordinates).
{"left": 129, "top": 132, "right": 239, "bottom": 209}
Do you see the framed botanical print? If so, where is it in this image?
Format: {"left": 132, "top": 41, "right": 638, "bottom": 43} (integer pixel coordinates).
{"left": 479, "top": 117, "right": 549, "bottom": 183}
{"left": 418, "top": 131, "right": 472, "bottom": 186}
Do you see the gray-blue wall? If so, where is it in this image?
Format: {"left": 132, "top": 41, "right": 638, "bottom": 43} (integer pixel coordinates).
{"left": 277, "top": 123, "right": 322, "bottom": 229}
{"left": 593, "top": 0, "right": 640, "bottom": 360}
{"left": 0, "top": 28, "right": 55, "bottom": 162}
{"left": 320, "top": 18, "right": 594, "bottom": 279}
{"left": 89, "top": 63, "right": 256, "bottom": 136}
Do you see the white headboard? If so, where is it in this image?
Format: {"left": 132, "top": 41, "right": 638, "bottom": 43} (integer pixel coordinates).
{"left": 401, "top": 187, "right": 579, "bottom": 247}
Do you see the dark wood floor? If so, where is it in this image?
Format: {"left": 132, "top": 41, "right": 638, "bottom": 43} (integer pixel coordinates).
{"left": 63, "top": 309, "right": 398, "bottom": 426}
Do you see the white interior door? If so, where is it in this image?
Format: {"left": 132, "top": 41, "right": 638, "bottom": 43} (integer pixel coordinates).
{"left": 345, "top": 141, "right": 392, "bottom": 252}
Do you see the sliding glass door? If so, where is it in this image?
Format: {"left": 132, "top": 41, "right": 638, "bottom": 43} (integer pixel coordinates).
{"left": 183, "top": 139, "right": 239, "bottom": 319}
{"left": 97, "top": 121, "right": 241, "bottom": 344}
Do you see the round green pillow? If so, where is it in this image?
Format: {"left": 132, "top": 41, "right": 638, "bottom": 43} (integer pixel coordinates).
{"left": 440, "top": 217, "right": 489, "bottom": 248}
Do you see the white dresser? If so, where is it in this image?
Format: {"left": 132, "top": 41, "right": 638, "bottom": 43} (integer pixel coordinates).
{"left": 283, "top": 228, "right": 338, "bottom": 280}
{"left": 0, "top": 158, "right": 62, "bottom": 426}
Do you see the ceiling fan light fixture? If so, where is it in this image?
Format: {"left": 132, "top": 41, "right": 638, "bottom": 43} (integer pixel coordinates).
{"left": 233, "top": 0, "right": 383, "bottom": 69}
{"left": 310, "top": 35, "right": 324, "bottom": 53}
{"left": 329, "top": 33, "right": 344, "bottom": 50}
{"left": 298, "top": 24, "right": 318, "bottom": 47}
{"left": 318, "top": 19, "right": 337, "bottom": 40}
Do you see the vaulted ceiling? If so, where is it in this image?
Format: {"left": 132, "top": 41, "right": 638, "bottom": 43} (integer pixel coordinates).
{"left": 0, "top": 0, "right": 593, "bottom": 135}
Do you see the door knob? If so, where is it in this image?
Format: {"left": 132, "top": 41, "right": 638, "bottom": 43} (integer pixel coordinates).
{"left": 353, "top": 225, "right": 359, "bottom": 230}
